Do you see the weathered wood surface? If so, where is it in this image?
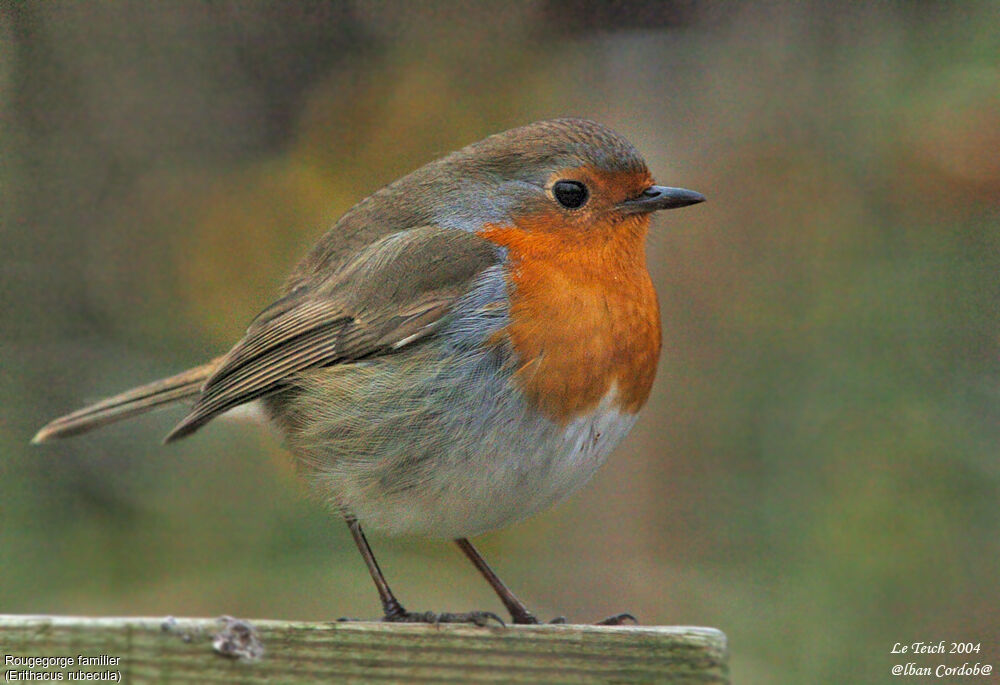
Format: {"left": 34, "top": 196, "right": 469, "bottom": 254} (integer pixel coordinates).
{"left": 0, "top": 614, "right": 728, "bottom": 684}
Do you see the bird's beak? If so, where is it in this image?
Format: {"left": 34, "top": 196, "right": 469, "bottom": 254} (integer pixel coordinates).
{"left": 619, "top": 185, "right": 706, "bottom": 214}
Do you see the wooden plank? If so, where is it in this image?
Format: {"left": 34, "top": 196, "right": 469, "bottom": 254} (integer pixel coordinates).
{"left": 0, "top": 614, "right": 728, "bottom": 684}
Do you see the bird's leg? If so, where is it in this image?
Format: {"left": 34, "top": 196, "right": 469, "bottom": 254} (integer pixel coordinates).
{"left": 455, "top": 538, "right": 639, "bottom": 626}
{"left": 343, "top": 517, "right": 503, "bottom": 626}
{"left": 344, "top": 516, "right": 407, "bottom": 619}
{"left": 454, "top": 538, "right": 542, "bottom": 624}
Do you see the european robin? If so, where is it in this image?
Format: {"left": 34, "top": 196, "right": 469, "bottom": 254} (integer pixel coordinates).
{"left": 34, "top": 118, "right": 705, "bottom": 625}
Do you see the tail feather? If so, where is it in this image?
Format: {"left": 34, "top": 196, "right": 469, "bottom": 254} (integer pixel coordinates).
{"left": 31, "top": 358, "right": 222, "bottom": 444}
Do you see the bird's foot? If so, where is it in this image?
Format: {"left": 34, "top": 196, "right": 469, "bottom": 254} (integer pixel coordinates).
{"left": 510, "top": 612, "right": 637, "bottom": 626}
{"left": 338, "top": 609, "right": 634, "bottom": 627}
{"left": 382, "top": 608, "right": 505, "bottom": 627}
{"left": 509, "top": 611, "right": 566, "bottom": 625}
{"left": 596, "top": 612, "right": 638, "bottom": 626}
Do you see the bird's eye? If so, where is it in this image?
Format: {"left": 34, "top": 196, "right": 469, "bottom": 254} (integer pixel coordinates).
{"left": 552, "top": 180, "right": 589, "bottom": 209}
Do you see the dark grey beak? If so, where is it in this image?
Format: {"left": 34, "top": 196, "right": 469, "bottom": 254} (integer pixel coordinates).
{"left": 619, "top": 185, "right": 706, "bottom": 214}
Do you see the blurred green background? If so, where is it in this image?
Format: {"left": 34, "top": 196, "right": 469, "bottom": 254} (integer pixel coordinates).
{"left": 2, "top": 2, "right": 999, "bottom": 683}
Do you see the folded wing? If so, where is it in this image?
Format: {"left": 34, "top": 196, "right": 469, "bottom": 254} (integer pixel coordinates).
{"left": 164, "top": 226, "right": 501, "bottom": 442}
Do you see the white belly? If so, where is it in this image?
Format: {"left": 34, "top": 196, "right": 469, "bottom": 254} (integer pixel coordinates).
{"left": 527, "top": 394, "right": 639, "bottom": 518}
{"left": 294, "top": 383, "right": 639, "bottom": 539}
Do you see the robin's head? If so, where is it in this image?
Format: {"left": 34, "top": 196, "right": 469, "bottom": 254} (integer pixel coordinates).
{"left": 441, "top": 118, "right": 705, "bottom": 237}
{"left": 329, "top": 118, "right": 703, "bottom": 258}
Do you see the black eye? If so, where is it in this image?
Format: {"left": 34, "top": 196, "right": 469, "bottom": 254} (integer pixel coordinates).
{"left": 552, "top": 180, "right": 589, "bottom": 209}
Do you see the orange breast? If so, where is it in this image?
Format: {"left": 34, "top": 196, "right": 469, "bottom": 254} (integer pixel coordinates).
{"left": 478, "top": 212, "right": 661, "bottom": 424}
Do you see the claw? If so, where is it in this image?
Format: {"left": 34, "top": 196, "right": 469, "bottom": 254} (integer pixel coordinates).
{"left": 595, "top": 612, "right": 638, "bottom": 626}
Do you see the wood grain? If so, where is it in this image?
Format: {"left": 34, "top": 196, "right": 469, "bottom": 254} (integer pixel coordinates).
{"left": 0, "top": 614, "right": 728, "bottom": 684}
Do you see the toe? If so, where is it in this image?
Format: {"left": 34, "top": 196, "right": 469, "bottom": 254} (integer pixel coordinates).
{"left": 381, "top": 610, "right": 504, "bottom": 627}
{"left": 438, "top": 611, "right": 505, "bottom": 627}
{"left": 596, "top": 612, "right": 638, "bottom": 626}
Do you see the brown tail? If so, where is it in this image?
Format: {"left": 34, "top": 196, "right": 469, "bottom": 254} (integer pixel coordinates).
{"left": 31, "top": 358, "right": 222, "bottom": 444}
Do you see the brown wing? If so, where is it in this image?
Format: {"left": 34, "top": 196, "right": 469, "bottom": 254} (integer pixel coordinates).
{"left": 164, "top": 226, "right": 500, "bottom": 443}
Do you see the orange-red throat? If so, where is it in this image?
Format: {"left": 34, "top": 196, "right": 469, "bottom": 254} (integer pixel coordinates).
{"left": 478, "top": 208, "right": 661, "bottom": 424}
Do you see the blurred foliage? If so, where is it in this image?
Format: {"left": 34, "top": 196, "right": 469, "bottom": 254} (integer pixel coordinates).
{"left": 2, "top": 2, "right": 999, "bottom": 683}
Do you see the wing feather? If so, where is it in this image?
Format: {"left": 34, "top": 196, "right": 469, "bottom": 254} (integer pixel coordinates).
{"left": 164, "top": 227, "right": 500, "bottom": 442}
